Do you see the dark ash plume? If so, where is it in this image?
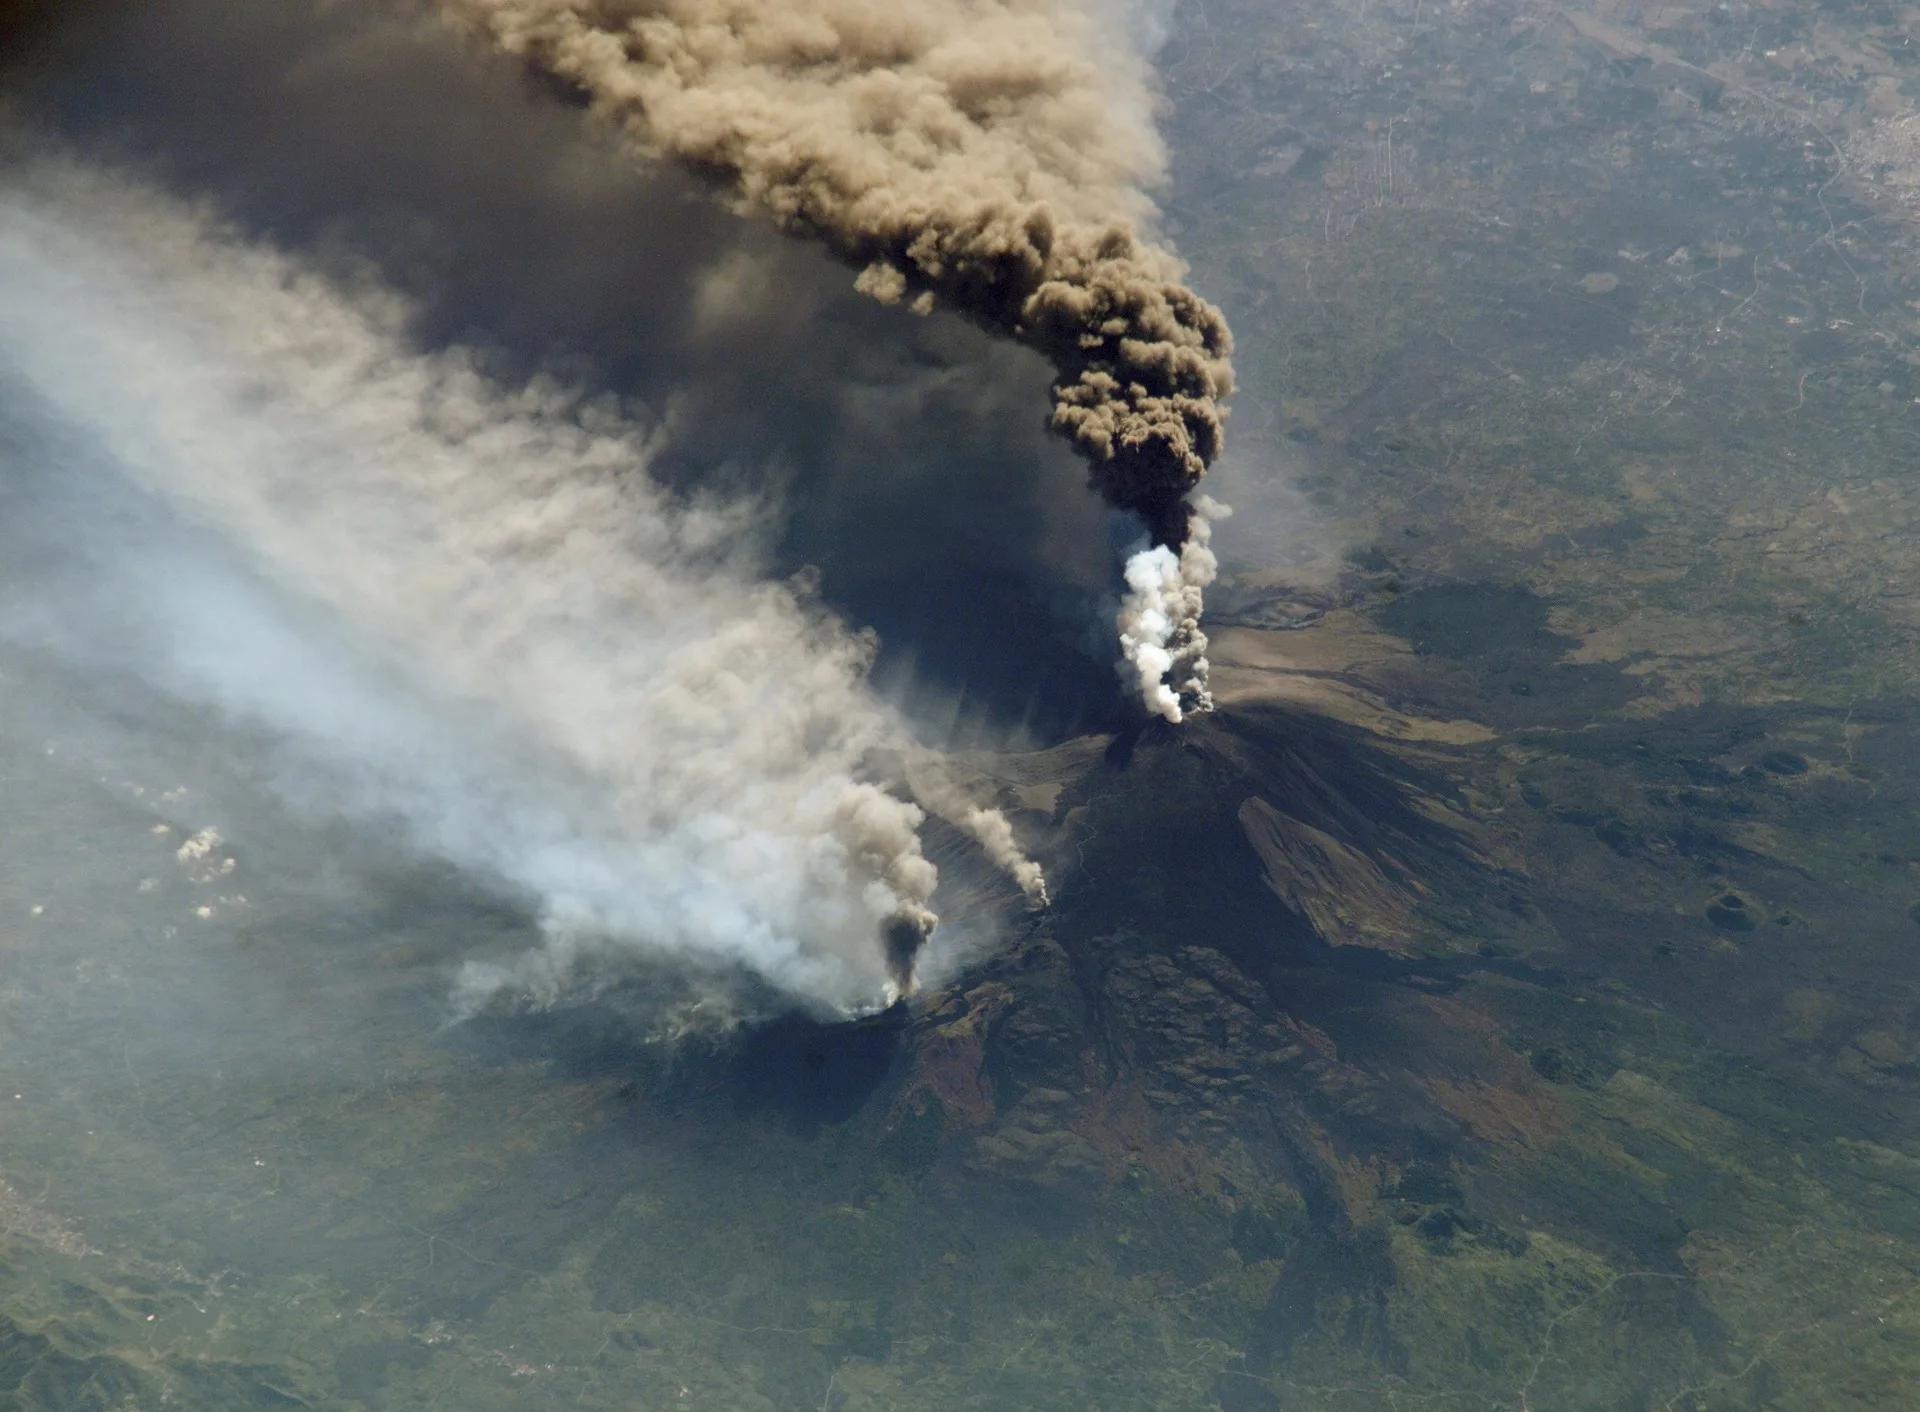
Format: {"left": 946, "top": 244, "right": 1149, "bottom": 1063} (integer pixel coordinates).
{"left": 437, "top": 0, "right": 1235, "bottom": 717}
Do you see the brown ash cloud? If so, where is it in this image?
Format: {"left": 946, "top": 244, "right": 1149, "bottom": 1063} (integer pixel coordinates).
{"left": 438, "top": 0, "right": 1236, "bottom": 711}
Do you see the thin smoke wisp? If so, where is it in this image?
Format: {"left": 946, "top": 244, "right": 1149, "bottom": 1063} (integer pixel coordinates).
{"left": 0, "top": 159, "right": 1044, "bottom": 1015}
{"left": 436, "top": 0, "right": 1235, "bottom": 719}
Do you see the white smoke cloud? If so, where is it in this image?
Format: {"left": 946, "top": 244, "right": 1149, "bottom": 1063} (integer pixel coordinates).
{"left": 1116, "top": 494, "right": 1229, "bottom": 723}
{"left": 0, "top": 156, "right": 1039, "bottom": 1017}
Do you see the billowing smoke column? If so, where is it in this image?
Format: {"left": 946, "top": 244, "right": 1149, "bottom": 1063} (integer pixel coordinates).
{"left": 436, "top": 0, "right": 1235, "bottom": 720}
{"left": 0, "top": 160, "right": 1043, "bottom": 1012}
{"left": 1117, "top": 493, "right": 1228, "bottom": 721}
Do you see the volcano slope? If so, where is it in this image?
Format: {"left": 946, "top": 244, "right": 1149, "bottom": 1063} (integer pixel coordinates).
{"left": 0, "top": 600, "right": 1913, "bottom": 1410}
{"left": 484, "top": 691, "right": 1577, "bottom": 1406}
{"left": 512, "top": 630, "right": 1890, "bottom": 1410}
{"left": 559, "top": 610, "right": 1912, "bottom": 1411}
{"left": 502, "top": 543, "right": 1920, "bottom": 1411}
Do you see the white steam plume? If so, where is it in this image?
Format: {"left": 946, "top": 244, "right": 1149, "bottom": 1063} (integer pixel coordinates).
{"left": 0, "top": 158, "right": 1034, "bottom": 1015}
{"left": 1117, "top": 494, "right": 1228, "bottom": 723}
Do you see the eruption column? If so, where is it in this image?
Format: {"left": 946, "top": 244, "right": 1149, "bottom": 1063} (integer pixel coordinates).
{"left": 436, "top": 0, "right": 1236, "bottom": 715}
